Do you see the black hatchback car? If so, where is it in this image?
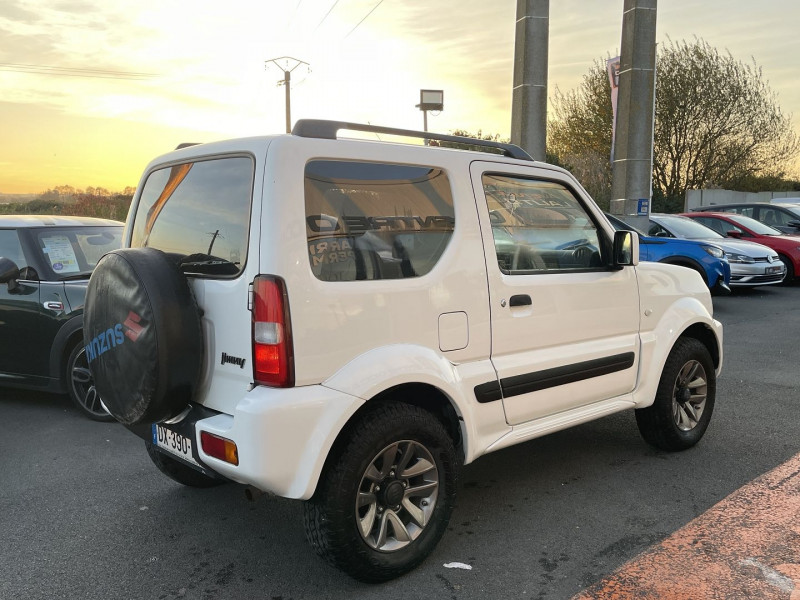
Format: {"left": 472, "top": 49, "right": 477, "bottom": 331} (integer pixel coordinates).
{"left": 0, "top": 215, "right": 124, "bottom": 420}
{"left": 693, "top": 202, "right": 800, "bottom": 235}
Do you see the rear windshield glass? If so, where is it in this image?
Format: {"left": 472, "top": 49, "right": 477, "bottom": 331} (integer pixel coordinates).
{"left": 130, "top": 156, "right": 253, "bottom": 276}
{"left": 304, "top": 160, "right": 455, "bottom": 281}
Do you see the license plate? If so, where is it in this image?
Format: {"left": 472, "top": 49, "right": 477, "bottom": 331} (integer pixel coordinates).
{"left": 152, "top": 424, "right": 199, "bottom": 466}
{"left": 767, "top": 266, "right": 783, "bottom": 274}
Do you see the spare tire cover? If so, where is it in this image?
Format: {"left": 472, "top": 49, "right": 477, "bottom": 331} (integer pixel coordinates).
{"left": 84, "top": 248, "right": 204, "bottom": 425}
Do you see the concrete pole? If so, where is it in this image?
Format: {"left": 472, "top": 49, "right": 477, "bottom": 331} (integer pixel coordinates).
{"left": 609, "top": 0, "right": 657, "bottom": 231}
{"left": 510, "top": 0, "right": 549, "bottom": 161}
{"left": 284, "top": 69, "right": 291, "bottom": 133}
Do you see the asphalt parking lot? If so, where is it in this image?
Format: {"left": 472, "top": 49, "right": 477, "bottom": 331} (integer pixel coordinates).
{"left": 2, "top": 283, "right": 799, "bottom": 600}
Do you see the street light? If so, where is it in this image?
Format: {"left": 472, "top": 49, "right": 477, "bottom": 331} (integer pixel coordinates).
{"left": 415, "top": 89, "right": 443, "bottom": 143}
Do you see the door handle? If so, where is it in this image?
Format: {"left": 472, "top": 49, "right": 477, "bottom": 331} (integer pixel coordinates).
{"left": 508, "top": 294, "right": 532, "bottom": 307}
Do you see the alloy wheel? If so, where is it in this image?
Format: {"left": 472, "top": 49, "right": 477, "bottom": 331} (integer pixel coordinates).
{"left": 71, "top": 347, "right": 109, "bottom": 419}
{"left": 671, "top": 359, "right": 708, "bottom": 431}
{"left": 356, "top": 440, "right": 439, "bottom": 552}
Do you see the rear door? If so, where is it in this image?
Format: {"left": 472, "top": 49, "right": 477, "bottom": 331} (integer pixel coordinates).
{"left": 128, "top": 152, "right": 260, "bottom": 413}
{"left": 471, "top": 162, "right": 641, "bottom": 425}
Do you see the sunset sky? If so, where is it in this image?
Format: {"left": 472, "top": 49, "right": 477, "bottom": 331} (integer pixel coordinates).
{"left": 1, "top": 0, "right": 799, "bottom": 194}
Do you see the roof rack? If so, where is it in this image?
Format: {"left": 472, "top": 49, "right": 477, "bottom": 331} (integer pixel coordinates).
{"left": 291, "top": 119, "right": 533, "bottom": 161}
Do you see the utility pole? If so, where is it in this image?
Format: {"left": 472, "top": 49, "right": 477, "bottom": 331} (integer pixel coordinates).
{"left": 609, "top": 0, "right": 657, "bottom": 231}
{"left": 265, "top": 57, "right": 310, "bottom": 133}
{"left": 510, "top": 0, "right": 549, "bottom": 161}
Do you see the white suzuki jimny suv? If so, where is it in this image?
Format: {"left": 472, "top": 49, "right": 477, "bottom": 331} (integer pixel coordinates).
{"left": 85, "top": 120, "right": 722, "bottom": 582}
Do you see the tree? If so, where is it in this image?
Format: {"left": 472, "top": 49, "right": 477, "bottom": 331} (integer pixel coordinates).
{"left": 548, "top": 63, "right": 614, "bottom": 208}
{"left": 548, "top": 38, "right": 800, "bottom": 212}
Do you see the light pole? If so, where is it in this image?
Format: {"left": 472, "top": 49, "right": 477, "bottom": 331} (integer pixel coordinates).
{"left": 415, "top": 89, "right": 443, "bottom": 144}
{"left": 265, "top": 57, "right": 310, "bottom": 133}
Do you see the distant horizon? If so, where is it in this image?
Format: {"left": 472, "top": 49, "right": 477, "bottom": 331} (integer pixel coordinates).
{"left": 2, "top": 0, "right": 798, "bottom": 194}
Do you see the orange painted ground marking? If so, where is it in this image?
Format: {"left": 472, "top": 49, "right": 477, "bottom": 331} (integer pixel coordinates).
{"left": 573, "top": 452, "right": 800, "bottom": 600}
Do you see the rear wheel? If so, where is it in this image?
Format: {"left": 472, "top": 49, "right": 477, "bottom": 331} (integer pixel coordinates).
{"left": 145, "top": 440, "right": 227, "bottom": 488}
{"left": 66, "top": 343, "right": 113, "bottom": 421}
{"left": 636, "top": 337, "right": 715, "bottom": 451}
{"left": 303, "top": 403, "right": 459, "bottom": 582}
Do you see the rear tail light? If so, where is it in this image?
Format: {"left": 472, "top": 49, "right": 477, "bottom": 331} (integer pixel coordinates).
{"left": 200, "top": 431, "right": 239, "bottom": 465}
{"left": 252, "top": 275, "right": 294, "bottom": 387}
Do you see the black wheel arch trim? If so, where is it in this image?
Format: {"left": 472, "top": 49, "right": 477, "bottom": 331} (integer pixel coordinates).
{"left": 48, "top": 314, "right": 84, "bottom": 385}
{"left": 659, "top": 257, "right": 709, "bottom": 284}
{"left": 474, "top": 352, "right": 636, "bottom": 404}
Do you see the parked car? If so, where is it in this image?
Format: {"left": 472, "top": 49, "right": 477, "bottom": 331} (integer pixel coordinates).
{"left": 0, "top": 215, "right": 124, "bottom": 420}
{"left": 605, "top": 213, "right": 730, "bottom": 294}
{"left": 693, "top": 202, "right": 800, "bottom": 235}
{"left": 84, "top": 120, "right": 722, "bottom": 582}
{"left": 647, "top": 214, "right": 785, "bottom": 287}
{"left": 682, "top": 211, "right": 800, "bottom": 282}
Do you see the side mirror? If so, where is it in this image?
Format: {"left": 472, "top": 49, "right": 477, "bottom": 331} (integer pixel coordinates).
{"left": 612, "top": 230, "right": 638, "bottom": 268}
{"left": 0, "top": 257, "right": 21, "bottom": 292}
{"left": 786, "top": 220, "right": 800, "bottom": 229}
{"left": 726, "top": 230, "right": 743, "bottom": 239}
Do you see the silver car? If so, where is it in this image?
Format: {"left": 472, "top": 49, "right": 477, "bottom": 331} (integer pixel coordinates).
{"left": 648, "top": 214, "right": 785, "bottom": 287}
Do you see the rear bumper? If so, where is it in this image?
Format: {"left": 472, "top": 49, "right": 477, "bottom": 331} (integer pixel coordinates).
{"left": 180, "top": 384, "right": 365, "bottom": 499}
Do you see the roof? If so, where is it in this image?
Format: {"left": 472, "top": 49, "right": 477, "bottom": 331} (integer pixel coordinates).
{"left": 0, "top": 215, "right": 125, "bottom": 228}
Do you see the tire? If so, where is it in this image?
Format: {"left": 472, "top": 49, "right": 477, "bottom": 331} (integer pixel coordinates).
{"left": 636, "top": 337, "right": 716, "bottom": 451}
{"left": 779, "top": 255, "right": 794, "bottom": 284}
{"left": 145, "top": 440, "right": 226, "bottom": 488}
{"left": 66, "top": 342, "right": 114, "bottom": 422}
{"left": 303, "top": 403, "right": 459, "bottom": 582}
{"left": 83, "top": 248, "right": 204, "bottom": 425}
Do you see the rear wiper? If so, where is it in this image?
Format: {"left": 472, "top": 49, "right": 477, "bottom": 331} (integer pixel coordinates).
{"left": 177, "top": 253, "right": 240, "bottom": 275}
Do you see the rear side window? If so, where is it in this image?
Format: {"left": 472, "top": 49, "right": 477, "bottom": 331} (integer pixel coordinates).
{"left": 304, "top": 160, "right": 455, "bottom": 281}
{"left": 131, "top": 156, "right": 253, "bottom": 276}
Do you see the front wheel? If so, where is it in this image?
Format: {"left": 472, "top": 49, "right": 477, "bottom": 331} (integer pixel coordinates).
{"left": 66, "top": 343, "right": 113, "bottom": 421}
{"left": 636, "top": 337, "right": 716, "bottom": 451}
{"left": 303, "top": 403, "right": 459, "bottom": 582}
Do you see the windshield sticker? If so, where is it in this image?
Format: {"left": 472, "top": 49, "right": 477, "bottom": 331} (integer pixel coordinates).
{"left": 41, "top": 235, "right": 80, "bottom": 274}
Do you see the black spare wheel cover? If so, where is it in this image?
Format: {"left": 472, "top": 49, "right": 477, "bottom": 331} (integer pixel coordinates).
{"left": 84, "top": 248, "right": 204, "bottom": 425}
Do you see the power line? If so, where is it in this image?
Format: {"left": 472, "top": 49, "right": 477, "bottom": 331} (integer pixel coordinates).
{"left": 286, "top": 0, "right": 303, "bottom": 27}
{"left": 314, "top": 0, "right": 341, "bottom": 31}
{"left": 345, "top": 0, "right": 386, "bottom": 39}
{"left": 0, "top": 62, "right": 156, "bottom": 80}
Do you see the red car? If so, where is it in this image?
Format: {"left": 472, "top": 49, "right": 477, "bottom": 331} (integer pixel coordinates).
{"left": 682, "top": 211, "right": 800, "bottom": 281}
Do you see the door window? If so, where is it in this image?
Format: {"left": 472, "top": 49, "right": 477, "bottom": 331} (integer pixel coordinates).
{"left": 761, "top": 208, "right": 794, "bottom": 227}
{"left": 482, "top": 174, "right": 604, "bottom": 274}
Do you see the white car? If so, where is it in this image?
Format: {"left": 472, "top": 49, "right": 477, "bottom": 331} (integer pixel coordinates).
{"left": 648, "top": 213, "right": 785, "bottom": 287}
{"left": 84, "top": 121, "right": 723, "bottom": 582}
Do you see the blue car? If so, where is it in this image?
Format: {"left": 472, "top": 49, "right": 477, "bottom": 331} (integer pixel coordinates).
{"left": 605, "top": 213, "right": 731, "bottom": 294}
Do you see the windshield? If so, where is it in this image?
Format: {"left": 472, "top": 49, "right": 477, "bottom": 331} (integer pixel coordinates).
{"left": 32, "top": 226, "right": 123, "bottom": 279}
{"left": 654, "top": 215, "right": 723, "bottom": 239}
{"left": 783, "top": 205, "right": 800, "bottom": 219}
{"left": 726, "top": 214, "right": 782, "bottom": 235}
